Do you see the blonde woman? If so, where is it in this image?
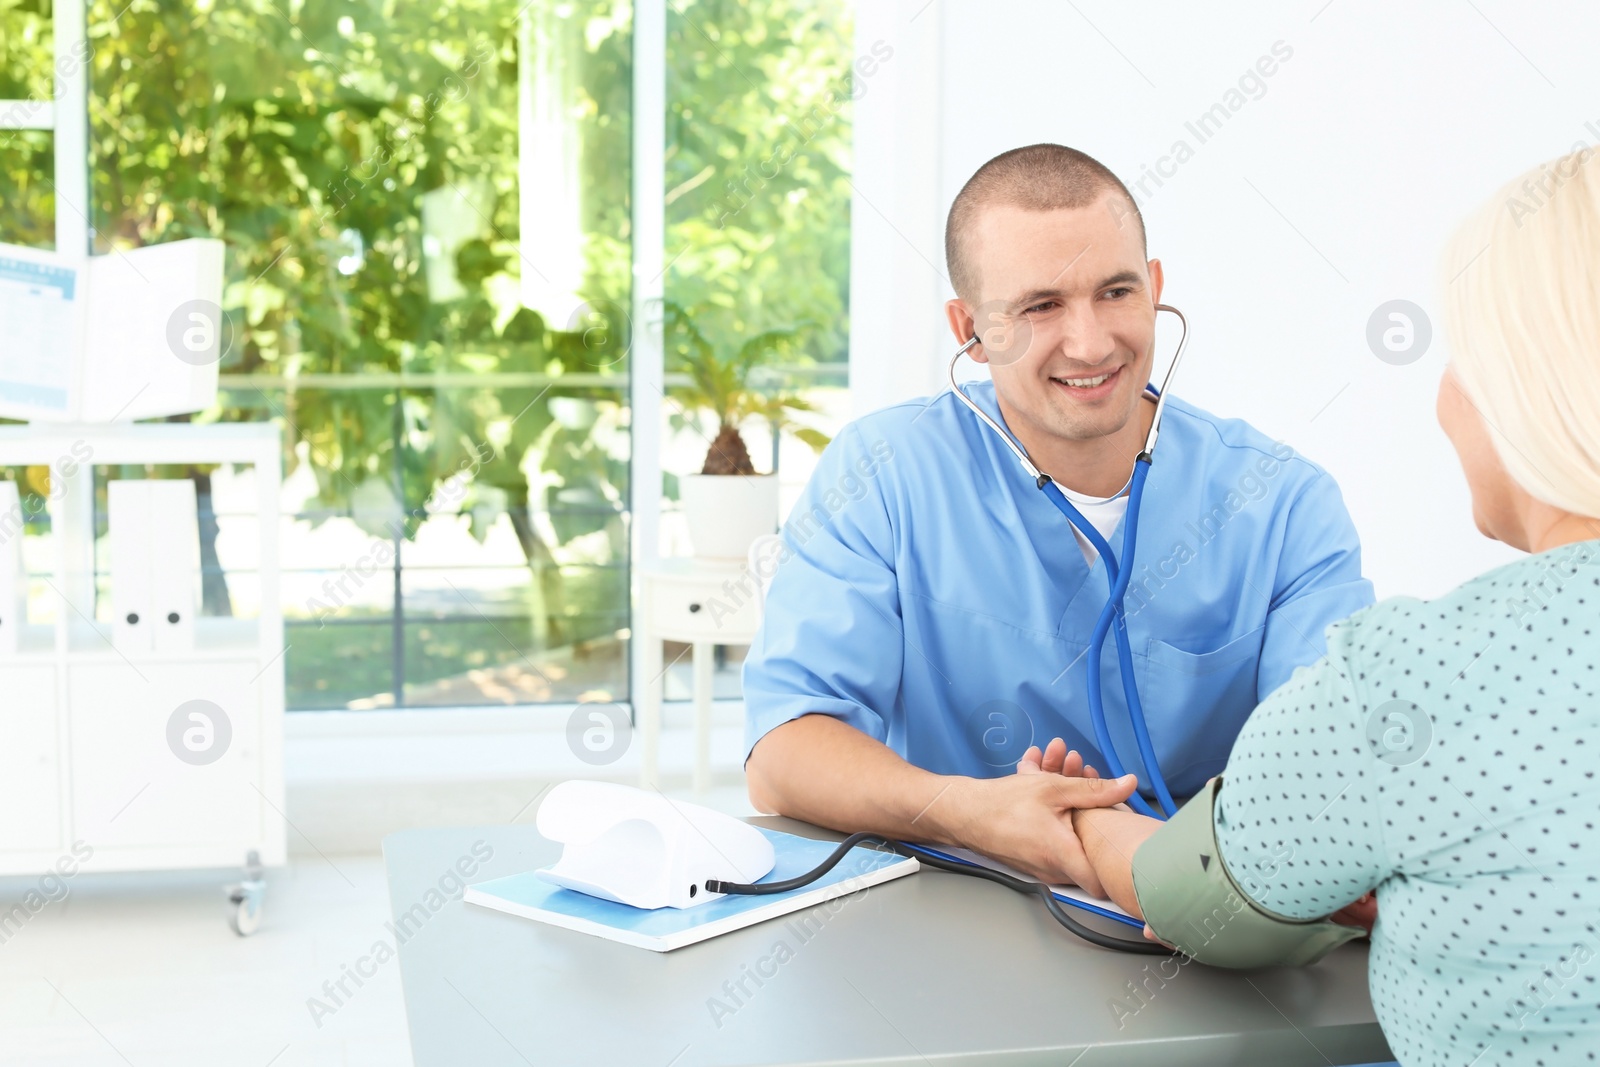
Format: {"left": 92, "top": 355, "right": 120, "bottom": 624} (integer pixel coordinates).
{"left": 1052, "top": 148, "right": 1600, "bottom": 1067}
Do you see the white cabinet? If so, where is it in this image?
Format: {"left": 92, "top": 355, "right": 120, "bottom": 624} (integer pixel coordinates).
{"left": 0, "top": 664, "right": 61, "bottom": 852}
{"left": 0, "top": 423, "right": 285, "bottom": 886}
{"left": 69, "top": 661, "right": 262, "bottom": 850}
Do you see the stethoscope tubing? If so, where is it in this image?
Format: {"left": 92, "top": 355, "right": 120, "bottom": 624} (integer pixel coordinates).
{"left": 947, "top": 305, "right": 1191, "bottom": 819}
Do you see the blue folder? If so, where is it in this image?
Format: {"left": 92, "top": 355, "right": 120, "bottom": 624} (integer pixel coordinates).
{"left": 465, "top": 827, "right": 919, "bottom": 951}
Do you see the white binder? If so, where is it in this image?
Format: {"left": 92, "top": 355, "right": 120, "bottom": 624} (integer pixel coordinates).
{"left": 107, "top": 480, "right": 154, "bottom": 653}
{"left": 108, "top": 479, "right": 200, "bottom": 655}
{"left": 148, "top": 479, "right": 199, "bottom": 653}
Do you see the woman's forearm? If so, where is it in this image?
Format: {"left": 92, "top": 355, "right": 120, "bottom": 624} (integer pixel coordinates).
{"left": 1070, "top": 806, "right": 1164, "bottom": 917}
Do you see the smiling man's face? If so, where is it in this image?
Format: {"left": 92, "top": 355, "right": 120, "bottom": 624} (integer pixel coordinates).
{"left": 957, "top": 192, "right": 1163, "bottom": 449}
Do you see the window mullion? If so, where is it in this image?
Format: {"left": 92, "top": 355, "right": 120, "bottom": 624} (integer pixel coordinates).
{"left": 53, "top": 0, "right": 89, "bottom": 255}
{"left": 629, "top": 0, "right": 666, "bottom": 714}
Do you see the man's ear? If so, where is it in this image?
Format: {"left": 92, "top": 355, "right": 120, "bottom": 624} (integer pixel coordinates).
{"left": 1147, "top": 258, "right": 1165, "bottom": 307}
{"left": 944, "top": 298, "right": 989, "bottom": 365}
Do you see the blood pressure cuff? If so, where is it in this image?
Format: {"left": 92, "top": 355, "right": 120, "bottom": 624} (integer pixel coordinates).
{"left": 1130, "top": 776, "right": 1365, "bottom": 968}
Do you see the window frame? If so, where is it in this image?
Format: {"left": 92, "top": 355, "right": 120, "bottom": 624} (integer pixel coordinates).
{"left": 1, "top": 0, "right": 95, "bottom": 636}
{"left": 0, "top": 0, "right": 88, "bottom": 255}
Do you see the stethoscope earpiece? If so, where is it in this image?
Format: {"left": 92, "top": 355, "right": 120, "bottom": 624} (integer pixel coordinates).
{"left": 945, "top": 305, "right": 1189, "bottom": 498}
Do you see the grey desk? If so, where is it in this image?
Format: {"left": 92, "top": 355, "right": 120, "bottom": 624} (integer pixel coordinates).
{"left": 385, "top": 819, "right": 1393, "bottom": 1067}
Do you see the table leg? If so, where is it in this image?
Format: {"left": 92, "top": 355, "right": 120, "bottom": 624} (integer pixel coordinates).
{"left": 692, "top": 641, "right": 713, "bottom": 793}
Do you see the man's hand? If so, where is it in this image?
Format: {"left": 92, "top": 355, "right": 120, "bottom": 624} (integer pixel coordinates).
{"left": 939, "top": 771, "right": 1139, "bottom": 896}
{"left": 1016, "top": 737, "right": 1148, "bottom": 817}
{"left": 746, "top": 715, "right": 1135, "bottom": 898}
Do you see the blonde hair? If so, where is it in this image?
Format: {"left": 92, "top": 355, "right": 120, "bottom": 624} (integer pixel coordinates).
{"left": 1439, "top": 147, "right": 1600, "bottom": 519}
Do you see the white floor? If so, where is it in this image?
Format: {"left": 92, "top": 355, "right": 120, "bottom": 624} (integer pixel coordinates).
{"left": 0, "top": 782, "right": 759, "bottom": 1066}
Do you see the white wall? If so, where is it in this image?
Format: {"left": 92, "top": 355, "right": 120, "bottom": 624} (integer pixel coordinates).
{"left": 852, "top": 0, "right": 1600, "bottom": 600}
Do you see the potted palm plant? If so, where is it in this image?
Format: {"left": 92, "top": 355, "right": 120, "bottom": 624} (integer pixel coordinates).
{"left": 663, "top": 302, "right": 830, "bottom": 558}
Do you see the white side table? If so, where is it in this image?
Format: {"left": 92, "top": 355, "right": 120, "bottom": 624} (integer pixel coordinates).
{"left": 636, "top": 557, "right": 763, "bottom": 792}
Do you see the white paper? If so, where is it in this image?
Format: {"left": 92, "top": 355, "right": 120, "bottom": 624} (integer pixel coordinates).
{"left": 935, "top": 845, "right": 1137, "bottom": 920}
{"left": 0, "top": 247, "right": 84, "bottom": 416}
{"left": 82, "top": 239, "right": 224, "bottom": 422}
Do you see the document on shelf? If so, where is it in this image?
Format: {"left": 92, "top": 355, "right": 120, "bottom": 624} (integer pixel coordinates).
{"left": 0, "top": 248, "right": 82, "bottom": 414}
{"left": 0, "top": 239, "right": 223, "bottom": 422}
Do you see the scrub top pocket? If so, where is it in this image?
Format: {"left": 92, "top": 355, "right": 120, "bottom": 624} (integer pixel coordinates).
{"left": 1136, "top": 624, "right": 1267, "bottom": 795}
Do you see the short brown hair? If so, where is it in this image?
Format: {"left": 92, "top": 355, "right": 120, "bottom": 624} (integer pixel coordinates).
{"left": 945, "top": 143, "right": 1145, "bottom": 303}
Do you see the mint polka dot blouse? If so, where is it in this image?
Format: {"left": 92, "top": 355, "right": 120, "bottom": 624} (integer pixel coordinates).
{"left": 1213, "top": 541, "right": 1600, "bottom": 1067}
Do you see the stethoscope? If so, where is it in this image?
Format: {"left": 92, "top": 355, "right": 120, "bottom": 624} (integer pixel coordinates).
{"left": 945, "top": 304, "right": 1192, "bottom": 821}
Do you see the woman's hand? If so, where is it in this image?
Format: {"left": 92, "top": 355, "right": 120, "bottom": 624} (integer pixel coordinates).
{"left": 1330, "top": 892, "right": 1378, "bottom": 934}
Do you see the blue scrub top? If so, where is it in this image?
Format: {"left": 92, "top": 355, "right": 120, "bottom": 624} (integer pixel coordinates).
{"left": 742, "top": 380, "right": 1376, "bottom": 804}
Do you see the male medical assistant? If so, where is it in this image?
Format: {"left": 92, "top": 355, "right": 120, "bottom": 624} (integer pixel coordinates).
{"left": 743, "top": 378, "right": 1376, "bottom": 808}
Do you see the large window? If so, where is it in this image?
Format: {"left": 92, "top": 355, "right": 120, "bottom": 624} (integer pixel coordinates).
{"left": 661, "top": 0, "right": 852, "bottom": 538}
{"left": 1, "top": 0, "right": 853, "bottom": 711}
{"left": 654, "top": 0, "right": 854, "bottom": 697}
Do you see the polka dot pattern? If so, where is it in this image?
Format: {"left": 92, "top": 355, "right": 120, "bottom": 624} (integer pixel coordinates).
{"left": 1212, "top": 542, "right": 1600, "bottom": 1066}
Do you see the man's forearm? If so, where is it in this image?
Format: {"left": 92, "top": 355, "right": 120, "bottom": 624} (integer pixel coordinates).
{"left": 746, "top": 714, "right": 975, "bottom": 846}
{"left": 748, "top": 714, "right": 1144, "bottom": 891}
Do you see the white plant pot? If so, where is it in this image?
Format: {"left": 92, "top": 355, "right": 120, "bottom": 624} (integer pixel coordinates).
{"left": 679, "top": 473, "right": 779, "bottom": 559}
{"left": 548, "top": 396, "right": 599, "bottom": 431}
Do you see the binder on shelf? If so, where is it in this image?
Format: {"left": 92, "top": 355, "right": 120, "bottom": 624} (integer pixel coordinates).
{"left": 148, "top": 479, "right": 199, "bottom": 654}
{"left": 108, "top": 478, "right": 201, "bottom": 654}
{"left": 0, "top": 481, "right": 22, "bottom": 656}
{"left": 108, "top": 480, "right": 155, "bottom": 654}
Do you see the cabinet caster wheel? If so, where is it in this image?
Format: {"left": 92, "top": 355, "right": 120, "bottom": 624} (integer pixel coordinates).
{"left": 226, "top": 850, "right": 266, "bottom": 937}
{"left": 228, "top": 885, "right": 264, "bottom": 936}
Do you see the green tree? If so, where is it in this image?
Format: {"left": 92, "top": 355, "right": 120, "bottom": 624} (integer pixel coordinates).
{"left": 665, "top": 0, "right": 853, "bottom": 375}
{"left": 85, "top": 0, "right": 634, "bottom": 657}
{"left": 1, "top": 0, "right": 853, "bottom": 705}
{"left": 0, "top": 0, "right": 58, "bottom": 247}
